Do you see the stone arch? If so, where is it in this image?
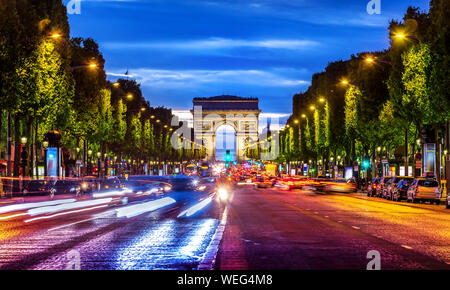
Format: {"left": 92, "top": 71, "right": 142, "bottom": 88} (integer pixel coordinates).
{"left": 192, "top": 96, "right": 260, "bottom": 161}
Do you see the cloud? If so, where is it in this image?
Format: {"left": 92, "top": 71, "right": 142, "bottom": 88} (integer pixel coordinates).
{"left": 107, "top": 68, "right": 310, "bottom": 89}
{"left": 103, "top": 37, "right": 320, "bottom": 51}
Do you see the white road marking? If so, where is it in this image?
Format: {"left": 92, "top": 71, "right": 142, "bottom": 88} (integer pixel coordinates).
{"left": 47, "top": 210, "right": 116, "bottom": 232}
{"left": 197, "top": 192, "right": 233, "bottom": 270}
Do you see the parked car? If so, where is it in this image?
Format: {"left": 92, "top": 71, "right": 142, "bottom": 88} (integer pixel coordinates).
{"left": 407, "top": 178, "right": 441, "bottom": 204}
{"left": 23, "top": 180, "right": 55, "bottom": 197}
{"left": 376, "top": 176, "right": 392, "bottom": 198}
{"left": 53, "top": 180, "right": 82, "bottom": 196}
{"left": 386, "top": 176, "right": 414, "bottom": 200}
{"left": 367, "top": 178, "right": 380, "bottom": 197}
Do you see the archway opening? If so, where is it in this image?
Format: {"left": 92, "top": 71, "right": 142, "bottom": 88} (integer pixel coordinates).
{"left": 215, "top": 125, "right": 236, "bottom": 161}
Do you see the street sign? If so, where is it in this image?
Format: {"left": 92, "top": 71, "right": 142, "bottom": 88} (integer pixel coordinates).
{"left": 415, "top": 152, "right": 422, "bottom": 161}
{"left": 415, "top": 160, "right": 422, "bottom": 169}
{"left": 382, "top": 159, "right": 388, "bottom": 164}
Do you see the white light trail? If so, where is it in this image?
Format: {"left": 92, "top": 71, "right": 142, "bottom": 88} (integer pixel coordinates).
{"left": 0, "top": 199, "right": 77, "bottom": 215}
{"left": 178, "top": 197, "right": 213, "bottom": 218}
{"left": 24, "top": 205, "right": 110, "bottom": 223}
{"left": 27, "top": 198, "right": 113, "bottom": 216}
{"left": 115, "top": 197, "right": 176, "bottom": 218}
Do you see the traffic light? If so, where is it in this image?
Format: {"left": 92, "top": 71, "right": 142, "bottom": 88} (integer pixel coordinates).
{"left": 362, "top": 157, "right": 370, "bottom": 168}
{"left": 225, "top": 150, "right": 232, "bottom": 161}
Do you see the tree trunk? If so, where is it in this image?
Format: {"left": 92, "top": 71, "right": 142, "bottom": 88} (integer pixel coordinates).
{"left": 404, "top": 128, "right": 409, "bottom": 177}
{"left": 13, "top": 114, "right": 21, "bottom": 177}
{"left": 435, "top": 125, "right": 441, "bottom": 181}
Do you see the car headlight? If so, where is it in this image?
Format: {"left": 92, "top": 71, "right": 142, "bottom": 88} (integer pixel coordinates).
{"left": 217, "top": 188, "right": 228, "bottom": 201}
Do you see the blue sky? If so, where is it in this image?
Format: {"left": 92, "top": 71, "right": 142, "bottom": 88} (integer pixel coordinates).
{"left": 67, "top": 0, "right": 430, "bottom": 119}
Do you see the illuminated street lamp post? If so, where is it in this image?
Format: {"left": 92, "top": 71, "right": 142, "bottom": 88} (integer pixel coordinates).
{"left": 20, "top": 137, "right": 28, "bottom": 177}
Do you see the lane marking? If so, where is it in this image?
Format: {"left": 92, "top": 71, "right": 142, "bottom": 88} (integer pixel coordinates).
{"left": 197, "top": 192, "right": 233, "bottom": 270}
{"left": 47, "top": 210, "right": 116, "bottom": 232}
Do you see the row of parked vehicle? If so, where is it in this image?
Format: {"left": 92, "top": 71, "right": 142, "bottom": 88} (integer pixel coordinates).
{"left": 366, "top": 176, "right": 449, "bottom": 208}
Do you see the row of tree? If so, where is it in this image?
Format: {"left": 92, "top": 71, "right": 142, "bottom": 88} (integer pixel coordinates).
{"left": 279, "top": 0, "right": 449, "bottom": 178}
{"left": 0, "top": 0, "right": 204, "bottom": 177}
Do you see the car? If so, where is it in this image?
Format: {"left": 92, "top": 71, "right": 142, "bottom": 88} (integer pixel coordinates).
{"left": 376, "top": 176, "right": 392, "bottom": 198}
{"left": 254, "top": 176, "right": 277, "bottom": 188}
{"left": 274, "top": 177, "right": 294, "bottom": 190}
{"left": 196, "top": 177, "right": 218, "bottom": 192}
{"left": 311, "top": 178, "right": 330, "bottom": 192}
{"left": 167, "top": 175, "right": 198, "bottom": 191}
{"left": 82, "top": 176, "right": 100, "bottom": 193}
{"left": 53, "top": 180, "right": 82, "bottom": 196}
{"left": 367, "top": 178, "right": 380, "bottom": 197}
{"left": 323, "top": 179, "right": 357, "bottom": 193}
{"left": 391, "top": 177, "right": 414, "bottom": 201}
{"left": 22, "top": 180, "right": 55, "bottom": 197}
{"left": 407, "top": 178, "right": 441, "bottom": 204}
{"left": 98, "top": 176, "right": 124, "bottom": 191}
{"left": 386, "top": 176, "right": 414, "bottom": 200}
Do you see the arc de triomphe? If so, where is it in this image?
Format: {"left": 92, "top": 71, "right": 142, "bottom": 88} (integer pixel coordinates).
{"left": 191, "top": 96, "right": 260, "bottom": 162}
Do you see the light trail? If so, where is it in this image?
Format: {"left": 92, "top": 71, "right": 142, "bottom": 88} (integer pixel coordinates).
{"left": 0, "top": 199, "right": 77, "bottom": 215}
{"left": 178, "top": 197, "right": 213, "bottom": 218}
{"left": 27, "top": 198, "right": 113, "bottom": 216}
{"left": 115, "top": 197, "right": 176, "bottom": 218}
{"left": 24, "top": 204, "right": 110, "bottom": 223}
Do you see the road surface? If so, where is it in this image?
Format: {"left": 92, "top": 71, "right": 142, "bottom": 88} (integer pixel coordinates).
{"left": 0, "top": 184, "right": 449, "bottom": 270}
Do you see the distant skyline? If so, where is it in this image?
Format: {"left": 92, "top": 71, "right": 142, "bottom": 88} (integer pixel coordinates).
{"left": 67, "top": 0, "right": 429, "bottom": 117}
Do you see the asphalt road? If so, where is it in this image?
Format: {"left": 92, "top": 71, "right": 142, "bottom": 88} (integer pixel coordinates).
{"left": 1, "top": 184, "right": 449, "bottom": 270}
{"left": 0, "top": 189, "right": 224, "bottom": 270}
{"left": 216, "top": 185, "right": 450, "bottom": 270}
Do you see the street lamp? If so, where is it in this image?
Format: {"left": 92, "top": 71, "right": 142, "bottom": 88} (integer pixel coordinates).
{"left": 301, "top": 114, "right": 306, "bottom": 118}
{"left": 70, "top": 63, "right": 98, "bottom": 71}
{"left": 310, "top": 105, "right": 315, "bottom": 111}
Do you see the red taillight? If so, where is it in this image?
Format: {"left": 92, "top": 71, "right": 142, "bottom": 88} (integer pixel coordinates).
{"left": 373, "top": 184, "right": 377, "bottom": 189}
